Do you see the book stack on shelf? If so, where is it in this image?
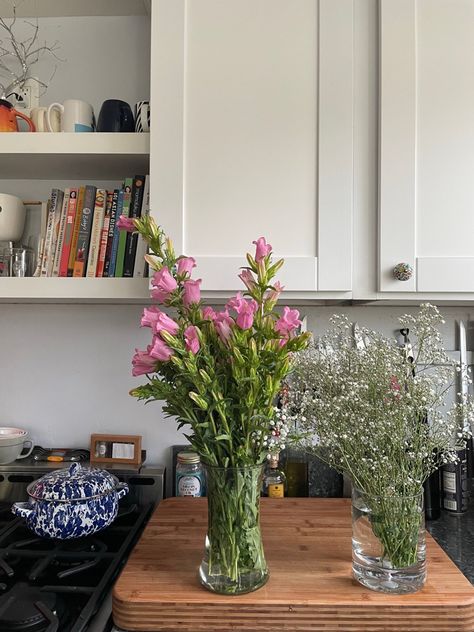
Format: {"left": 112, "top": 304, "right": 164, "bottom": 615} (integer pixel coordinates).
{"left": 34, "top": 175, "right": 150, "bottom": 279}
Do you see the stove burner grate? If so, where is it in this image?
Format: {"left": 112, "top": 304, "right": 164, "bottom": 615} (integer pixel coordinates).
{"left": 0, "top": 583, "right": 59, "bottom": 631}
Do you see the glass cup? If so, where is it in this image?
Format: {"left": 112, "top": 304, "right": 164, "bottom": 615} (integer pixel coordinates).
{"left": 0, "top": 247, "right": 34, "bottom": 277}
{"left": 352, "top": 487, "right": 426, "bottom": 594}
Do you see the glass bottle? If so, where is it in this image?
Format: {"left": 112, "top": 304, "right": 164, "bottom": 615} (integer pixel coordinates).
{"left": 282, "top": 447, "right": 309, "bottom": 497}
{"left": 176, "top": 451, "right": 205, "bottom": 497}
{"left": 262, "top": 454, "right": 286, "bottom": 498}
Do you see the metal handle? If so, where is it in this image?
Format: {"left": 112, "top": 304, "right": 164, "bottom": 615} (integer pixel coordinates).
{"left": 11, "top": 501, "right": 33, "bottom": 519}
{"left": 16, "top": 440, "right": 34, "bottom": 460}
{"left": 393, "top": 262, "right": 413, "bottom": 281}
{"left": 117, "top": 482, "right": 129, "bottom": 499}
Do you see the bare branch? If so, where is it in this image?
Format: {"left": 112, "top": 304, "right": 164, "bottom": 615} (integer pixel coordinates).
{"left": 0, "top": 1, "right": 63, "bottom": 98}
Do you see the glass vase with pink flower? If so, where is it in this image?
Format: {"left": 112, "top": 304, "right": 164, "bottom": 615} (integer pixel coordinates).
{"left": 116, "top": 215, "right": 311, "bottom": 594}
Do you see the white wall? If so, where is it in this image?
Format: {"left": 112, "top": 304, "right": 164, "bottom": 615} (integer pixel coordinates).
{"left": 0, "top": 303, "right": 472, "bottom": 476}
{"left": 2, "top": 15, "right": 150, "bottom": 115}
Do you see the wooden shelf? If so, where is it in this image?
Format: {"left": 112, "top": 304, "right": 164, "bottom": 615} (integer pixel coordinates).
{"left": 0, "top": 0, "right": 151, "bottom": 18}
{"left": 0, "top": 133, "right": 150, "bottom": 180}
{"left": 0, "top": 278, "right": 151, "bottom": 303}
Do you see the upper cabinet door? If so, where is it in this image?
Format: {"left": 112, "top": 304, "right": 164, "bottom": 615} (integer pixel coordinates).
{"left": 150, "top": 0, "right": 353, "bottom": 293}
{"left": 379, "top": 0, "right": 474, "bottom": 292}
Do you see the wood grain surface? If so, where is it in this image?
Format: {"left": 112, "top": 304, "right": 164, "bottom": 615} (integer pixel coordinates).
{"left": 113, "top": 498, "right": 474, "bottom": 631}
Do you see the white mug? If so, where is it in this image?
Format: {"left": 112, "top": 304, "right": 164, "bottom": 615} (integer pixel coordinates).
{"left": 135, "top": 100, "right": 150, "bottom": 132}
{"left": 31, "top": 106, "right": 60, "bottom": 132}
{"left": 46, "top": 99, "right": 94, "bottom": 133}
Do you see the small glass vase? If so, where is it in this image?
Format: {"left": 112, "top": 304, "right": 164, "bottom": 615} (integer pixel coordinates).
{"left": 352, "top": 487, "right": 426, "bottom": 594}
{"left": 199, "top": 464, "right": 269, "bottom": 595}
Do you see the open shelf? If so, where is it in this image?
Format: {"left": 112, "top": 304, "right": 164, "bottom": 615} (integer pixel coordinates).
{"left": 0, "top": 278, "right": 151, "bottom": 303}
{"left": 0, "top": 0, "right": 150, "bottom": 18}
{"left": 0, "top": 133, "right": 150, "bottom": 180}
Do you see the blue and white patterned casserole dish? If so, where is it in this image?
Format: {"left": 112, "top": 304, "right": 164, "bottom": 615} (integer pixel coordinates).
{"left": 11, "top": 462, "right": 129, "bottom": 539}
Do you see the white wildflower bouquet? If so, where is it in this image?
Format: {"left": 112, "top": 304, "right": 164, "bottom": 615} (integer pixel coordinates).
{"left": 282, "top": 304, "right": 473, "bottom": 568}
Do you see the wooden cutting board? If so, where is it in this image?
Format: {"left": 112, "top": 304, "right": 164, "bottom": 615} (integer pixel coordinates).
{"left": 113, "top": 498, "right": 474, "bottom": 631}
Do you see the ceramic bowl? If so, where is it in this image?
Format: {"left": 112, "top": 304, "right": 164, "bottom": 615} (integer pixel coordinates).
{"left": 0, "top": 428, "right": 32, "bottom": 464}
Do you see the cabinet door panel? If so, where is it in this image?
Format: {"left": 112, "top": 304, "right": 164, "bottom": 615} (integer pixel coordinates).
{"left": 379, "top": 0, "right": 474, "bottom": 293}
{"left": 150, "top": 0, "right": 353, "bottom": 293}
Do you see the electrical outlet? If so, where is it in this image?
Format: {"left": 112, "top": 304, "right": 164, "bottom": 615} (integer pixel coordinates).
{"left": 10, "top": 78, "right": 40, "bottom": 113}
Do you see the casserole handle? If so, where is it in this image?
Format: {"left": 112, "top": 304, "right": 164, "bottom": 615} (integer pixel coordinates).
{"left": 117, "top": 482, "right": 129, "bottom": 499}
{"left": 12, "top": 502, "right": 34, "bottom": 518}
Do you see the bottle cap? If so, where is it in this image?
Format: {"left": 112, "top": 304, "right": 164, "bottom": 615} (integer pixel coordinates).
{"left": 269, "top": 454, "right": 280, "bottom": 468}
{"left": 177, "top": 451, "right": 200, "bottom": 464}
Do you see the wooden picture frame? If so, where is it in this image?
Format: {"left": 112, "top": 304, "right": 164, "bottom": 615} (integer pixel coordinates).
{"left": 90, "top": 434, "right": 142, "bottom": 466}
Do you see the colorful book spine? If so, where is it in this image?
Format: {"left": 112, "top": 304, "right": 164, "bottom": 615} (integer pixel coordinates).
{"left": 115, "top": 177, "right": 133, "bottom": 277}
{"left": 96, "top": 191, "right": 113, "bottom": 278}
{"left": 86, "top": 189, "right": 106, "bottom": 278}
{"left": 68, "top": 186, "right": 86, "bottom": 276}
{"left": 59, "top": 188, "right": 78, "bottom": 277}
{"left": 73, "top": 185, "right": 97, "bottom": 277}
{"left": 123, "top": 175, "right": 146, "bottom": 277}
{"left": 103, "top": 189, "right": 120, "bottom": 277}
{"left": 40, "top": 189, "right": 60, "bottom": 277}
{"left": 108, "top": 188, "right": 124, "bottom": 277}
{"left": 48, "top": 189, "right": 65, "bottom": 276}
{"left": 51, "top": 189, "right": 70, "bottom": 277}
{"left": 133, "top": 175, "right": 150, "bottom": 278}
{"left": 33, "top": 201, "right": 49, "bottom": 277}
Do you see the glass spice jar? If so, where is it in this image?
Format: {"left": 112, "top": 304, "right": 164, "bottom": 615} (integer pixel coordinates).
{"left": 176, "top": 451, "right": 205, "bottom": 497}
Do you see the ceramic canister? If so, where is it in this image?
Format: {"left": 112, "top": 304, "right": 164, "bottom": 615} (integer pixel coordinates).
{"left": 0, "top": 194, "right": 26, "bottom": 242}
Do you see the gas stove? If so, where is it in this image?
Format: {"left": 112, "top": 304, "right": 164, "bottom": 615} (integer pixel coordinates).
{"left": 0, "top": 456, "right": 165, "bottom": 632}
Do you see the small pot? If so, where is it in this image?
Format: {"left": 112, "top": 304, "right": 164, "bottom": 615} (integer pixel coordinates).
{"left": 11, "top": 462, "right": 128, "bottom": 539}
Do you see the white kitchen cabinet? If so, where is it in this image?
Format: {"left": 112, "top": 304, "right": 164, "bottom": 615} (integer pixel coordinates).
{"left": 379, "top": 0, "right": 474, "bottom": 293}
{"left": 150, "top": 0, "right": 354, "bottom": 296}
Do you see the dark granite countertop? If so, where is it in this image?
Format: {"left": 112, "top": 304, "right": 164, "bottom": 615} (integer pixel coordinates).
{"left": 427, "top": 505, "right": 474, "bottom": 584}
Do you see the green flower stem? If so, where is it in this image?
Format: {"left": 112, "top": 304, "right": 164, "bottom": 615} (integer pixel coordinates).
{"left": 368, "top": 495, "right": 422, "bottom": 569}
{"left": 205, "top": 466, "right": 267, "bottom": 594}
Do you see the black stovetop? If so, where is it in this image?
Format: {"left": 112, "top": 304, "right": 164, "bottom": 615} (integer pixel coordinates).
{"left": 0, "top": 502, "right": 151, "bottom": 632}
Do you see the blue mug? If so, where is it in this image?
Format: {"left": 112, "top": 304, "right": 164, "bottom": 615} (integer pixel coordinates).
{"left": 97, "top": 99, "right": 134, "bottom": 132}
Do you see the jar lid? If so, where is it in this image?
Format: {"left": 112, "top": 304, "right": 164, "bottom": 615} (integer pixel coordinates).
{"left": 27, "top": 462, "right": 120, "bottom": 502}
{"left": 177, "top": 451, "right": 200, "bottom": 464}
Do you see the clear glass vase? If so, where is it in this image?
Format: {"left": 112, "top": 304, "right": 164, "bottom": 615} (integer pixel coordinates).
{"left": 352, "top": 487, "right": 426, "bottom": 594}
{"left": 199, "top": 464, "right": 269, "bottom": 595}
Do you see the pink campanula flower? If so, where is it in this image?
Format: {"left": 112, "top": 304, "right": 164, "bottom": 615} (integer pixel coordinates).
{"left": 202, "top": 306, "right": 217, "bottom": 321}
{"left": 150, "top": 267, "right": 177, "bottom": 303}
{"left": 184, "top": 325, "right": 200, "bottom": 354}
{"left": 214, "top": 310, "right": 234, "bottom": 343}
{"left": 235, "top": 298, "right": 258, "bottom": 330}
{"left": 183, "top": 278, "right": 202, "bottom": 307}
{"left": 239, "top": 269, "right": 256, "bottom": 291}
{"left": 252, "top": 237, "right": 272, "bottom": 262}
{"left": 275, "top": 306, "right": 302, "bottom": 335}
{"left": 177, "top": 256, "right": 196, "bottom": 277}
{"left": 150, "top": 337, "right": 174, "bottom": 362}
{"left": 266, "top": 280, "right": 284, "bottom": 304}
{"left": 116, "top": 215, "right": 136, "bottom": 232}
{"left": 141, "top": 306, "right": 162, "bottom": 329}
{"left": 226, "top": 292, "right": 245, "bottom": 313}
{"left": 154, "top": 312, "right": 179, "bottom": 337}
{"left": 132, "top": 346, "right": 156, "bottom": 376}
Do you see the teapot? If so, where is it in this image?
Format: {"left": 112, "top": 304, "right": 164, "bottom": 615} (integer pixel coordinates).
{"left": 0, "top": 99, "right": 35, "bottom": 132}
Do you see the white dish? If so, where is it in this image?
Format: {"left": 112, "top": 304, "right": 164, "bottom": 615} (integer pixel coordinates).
{"left": 0, "top": 429, "right": 32, "bottom": 463}
{"left": 0, "top": 427, "right": 27, "bottom": 440}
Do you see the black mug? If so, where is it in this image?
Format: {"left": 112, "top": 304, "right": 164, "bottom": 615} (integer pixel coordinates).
{"left": 97, "top": 99, "right": 134, "bottom": 132}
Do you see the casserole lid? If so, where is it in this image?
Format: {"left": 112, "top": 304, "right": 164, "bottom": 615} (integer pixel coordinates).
{"left": 27, "top": 462, "right": 120, "bottom": 501}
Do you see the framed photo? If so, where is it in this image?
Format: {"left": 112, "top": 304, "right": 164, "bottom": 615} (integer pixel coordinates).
{"left": 90, "top": 434, "right": 142, "bottom": 466}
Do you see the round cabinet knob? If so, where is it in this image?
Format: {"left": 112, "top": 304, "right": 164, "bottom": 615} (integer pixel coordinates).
{"left": 393, "top": 262, "right": 413, "bottom": 281}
